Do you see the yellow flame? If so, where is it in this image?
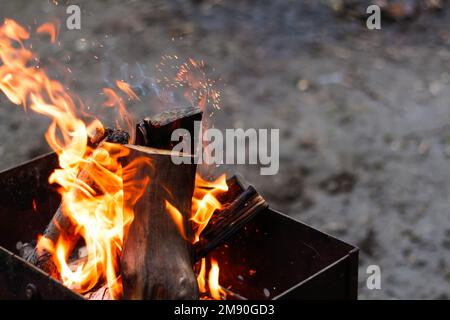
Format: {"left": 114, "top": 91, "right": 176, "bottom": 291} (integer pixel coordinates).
{"left": 208, "top": 258, "right": 226, "bottom": 300}
{"left": 196, "top": 258, "right": 226, "bottom": 300}
{"left": 191, "top": 174, "right": 228, "bottom": 243}
{"left": 197, "top": 258, "right": 207, "bottom": 294}
{"left": 165, "top": 200, "right": 188, "bottom": 240}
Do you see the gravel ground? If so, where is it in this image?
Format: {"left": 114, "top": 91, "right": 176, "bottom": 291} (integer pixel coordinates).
{"left": 0, "top": 0, "right": 449, "bottom": 299}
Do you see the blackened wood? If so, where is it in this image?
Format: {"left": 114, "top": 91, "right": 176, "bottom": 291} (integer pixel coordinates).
{"left": 135, "top": 107, "right": 202, "bottom": 154}
{"left": 120, "top": 144, "right": 199, "bottom": 300}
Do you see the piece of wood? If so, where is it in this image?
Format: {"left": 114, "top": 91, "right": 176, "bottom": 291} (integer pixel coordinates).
{"left": 84, "top": 284, "right": 111, "bottom": 300}
{"left": 135, "top": 107, "right": 202, "bottom": 154}
{"left": 120, "top": 144, "right": 199, "bottom": 299}
{"left": 194, "top": 177, "right": 268, "bottom": 259}
{"left": 27, "top": 129, "right": 130, "bottom": 277}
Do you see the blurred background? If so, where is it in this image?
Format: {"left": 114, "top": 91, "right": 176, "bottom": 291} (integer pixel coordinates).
{"left": 0, "top": 0, "right": 449, "bottom": 299}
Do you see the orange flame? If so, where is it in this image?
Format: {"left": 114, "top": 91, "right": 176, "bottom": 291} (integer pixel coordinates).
{"left": 165, "top": 200, "right": 188, "bottom": 240}
{"left": 209, "top": 258, "right": 226, "bottom": 300}
{"left": 191, "top": 174, "right": 228, "bottom": 243}
{"left": 102, "top": 87, "right": 135, "bottom": 141}
{"left": 37, "top": 22, "right": 57, "bottom": 43}
{"left": 196, "top": 258, "right": 226, "bottom": 300}
{"left": 197, "top": 258, "right": 207, "bottom": 294}
{"left": 166, "top": 174, "right": 228, "bottom": 244}
{"left": 0, "top": 19, "right": 149, "bottom": 299}
{"left": 116, "top": 80, "right": 140, "bottom": 101}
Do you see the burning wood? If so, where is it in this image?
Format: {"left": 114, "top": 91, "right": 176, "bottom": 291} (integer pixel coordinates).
{"left": 26, "top": 128, "right": 130, "bottom": 278}
{"left": 22, "top": 107, "right": 266, "bottom": 300}
{"left": 120, "top": 145, "right": 198, "bottom": 299}
{"left": 0, "top": 19, "right": 269, "bottom": 300}
{"left": 195, "top": 177, "right": 268, "bottom": 259}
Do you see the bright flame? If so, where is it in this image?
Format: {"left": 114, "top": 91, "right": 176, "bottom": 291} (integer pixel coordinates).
{"left": 165, "top": 200, "right": 188, "bottom": 240}
{"left": 196, "top": 258, "right": 226, "bottom": 300}
{"left": 209, "top": 258, "right": 226, "bottom": 300}
{"left": 166, "top": 174, "right": 229, "bottom": 244}
{"left": 197, "top": 258, "right": 207, "bottom": 294}
{"left": 191, "top": 174, "right": 228, "bottom": 243}
{"left": 0, "top": 19, "right": 149, "bottom": 299}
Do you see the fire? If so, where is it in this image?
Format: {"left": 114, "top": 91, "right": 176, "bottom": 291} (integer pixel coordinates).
{"left": 0, "top": 19, "right": 149, "bottom": 299}
{"left": 166, "top": 173, "right": 228, "bottom": 244}
{"left": 192, "top": 176, "right": 228, "bottom": 300}
{"left": 197, "top": 258, "right": 207, "bottom": 294}
{"left": 165, "top": 200, "right": 188, "bottom": 240}
{"left": 166, "top": 174, "right": 229, "bottom": 299}
{"left": 0, "top": 18, "right": 229, "bottom": 300}
{"left": 209, "top": 258, "right": 226, "bottom": 300}
{"left": 191, "top": 174, "right": 228, "bottom": 243}
{"left": 102, "top": 84, "right": 136, "bottom": 141}
{"left": 36, "top": 22, "right": 57, "bottom": 44}
{"left": 197, "top": 258, "right": 227, "bottom": 300}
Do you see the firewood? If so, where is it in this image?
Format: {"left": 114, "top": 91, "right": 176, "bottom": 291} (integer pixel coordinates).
{"left": 194, "top": 177, "right": 268, "bottom": 259}
{"left": 27, "top": 128, "right": 130, "bottom": 277}
{"left": 84, "top": 284, "right": 111, "bottom": 300}
{"left": 135, "top": 107, "right": 202, "bottom": 154}
{"left": 120, "top": 144, "right": 198, "bottom": 299}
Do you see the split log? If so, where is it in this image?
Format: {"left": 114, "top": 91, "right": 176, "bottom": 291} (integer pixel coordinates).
{"left": 27, "top": 128, "right": 130, "bottom": 277}
{"left": 135, "top": 106, "right": 202, "bottom": 154}
{"left": 194, "top": 176, "right": 268, "bottom": 259}
{"left": 120, "top": 144, "right": 199, "bottom": 300}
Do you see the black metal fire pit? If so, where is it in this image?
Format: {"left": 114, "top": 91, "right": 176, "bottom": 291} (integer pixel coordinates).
{"left": 0, "top": 153, "right": 358, "bottom": 300}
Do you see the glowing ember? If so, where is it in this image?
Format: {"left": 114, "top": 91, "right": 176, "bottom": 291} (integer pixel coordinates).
{"left": 209, "top": 258, "right": 226, "bottom": 300}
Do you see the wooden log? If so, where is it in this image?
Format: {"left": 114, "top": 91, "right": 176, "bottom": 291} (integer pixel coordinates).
{"left": 27, "top": 129, "right": 130, "bottom": 277}
{"left": 120, "top": 144, "right": 199, "bottom": 299}
{"left": 135, "top": 107, "right": 202, "bottom": 154}
{"left": 194, "top": 177, "right": 268, "bottom": 259}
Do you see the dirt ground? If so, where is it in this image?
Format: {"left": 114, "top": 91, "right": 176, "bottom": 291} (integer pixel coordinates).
{"left": 0, "top": 0, "right": 449, "bottom": 299}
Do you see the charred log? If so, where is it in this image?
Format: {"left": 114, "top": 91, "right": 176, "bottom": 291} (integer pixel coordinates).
{"left": 135, "top": 107, "right": 202, "bottom": 154}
